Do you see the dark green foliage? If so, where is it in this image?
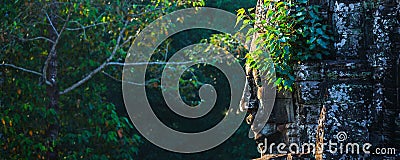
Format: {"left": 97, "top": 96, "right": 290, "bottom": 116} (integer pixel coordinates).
{"left": 237, "top": 0, "right": 333, "bottom": 91}
{"left": 0, "top": 0, "right": 203, "bottom": 159}
{"left": 206, "top": 0, "right": 257, "bottom": 13}
{"left": 0, "top": 0, "right": 268, "bottom": 159}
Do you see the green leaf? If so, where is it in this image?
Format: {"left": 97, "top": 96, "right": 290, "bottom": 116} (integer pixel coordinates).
{"left": 267, "top": 10, "right": 274, "bottom": 18}
{"left": 309, "top": 11, "right": 320, "bottom": 20}
{"left": 277, "top": 15, "right": 284, "bottom": 21}
{"left": 237, "top": 8, "right": 245, "bottom": 16}
{"left": 316, "top": 28, "right": 324, "bottom": 35}
{"left": 317, "top": 39, "right": 328, "bottom": 49}
{"left": 276, "top": 2, "right": 285, "bottom": 7}
{"left": 274, "top": 78, "right": 283, "bottom": 86}
{"left": 309, "top": 36, "right": 316, "bottom": 43}
{"left": 236, "top": 15, "right": 244, "bottom": 26}
{"left": 296, "top": 11, "right": 304, "bottom": 17}
{"left": 297, "top": 0, "right": 308, "bottom": 4}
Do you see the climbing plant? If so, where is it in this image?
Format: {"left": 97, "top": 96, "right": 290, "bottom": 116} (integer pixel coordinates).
{"left": 237, "top": 0, "right": 333, "bottom": 91}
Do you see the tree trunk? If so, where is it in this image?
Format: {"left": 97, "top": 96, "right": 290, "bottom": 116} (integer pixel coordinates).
{"left": 46, "top": 3, "right": 60, "bottom": 159}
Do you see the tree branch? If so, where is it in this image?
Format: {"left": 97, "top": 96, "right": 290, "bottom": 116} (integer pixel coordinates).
{"left": 0, "top": 63, "right": 42, "bottom": 76}
{"left": 101, "top": 71, "right": 148, "bottom": 86}
{"left": 66, "top": 21, "right": 107, "bottom": 40}
{"left": 120, "top": 35, "right": 135, "bottom": 47}
{"left": 18, "top": 36, "right": 55, "bottom": 43}
{"left": 106, "top": 61, "right": 194, "bottom": 66}
{"left": 59, "top": 20, "right": 129, "bottom": 95}
{"left": 42, "top": 12, "right": 70, "bottom": 86}
{"left": 45, "top": 12, "right": 59, "bottom": 36}
{"left": 66, "top": 22, "right": 107, "bottom": 31}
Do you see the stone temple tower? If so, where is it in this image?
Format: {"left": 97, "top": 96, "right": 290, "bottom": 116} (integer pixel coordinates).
{"left": 244, "top": 0, "right": 399, "bottom": 159}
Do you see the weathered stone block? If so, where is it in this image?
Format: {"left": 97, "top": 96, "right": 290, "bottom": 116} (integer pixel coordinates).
{"left": 286, "top": 123, "right": 300, "bottom": 138}
{"left": 287, "top": 137, "right": 300, "bottom": 144}
{"left": 334, "top": 33, "right": 363, "bottom": 57}
{"left": 331, "top": 2, "right": 366, "bottom": 58}
{"left": 322, "top": 60, "right": 372, "bottom": 80}
{"left": 296, "top": 81, "right": 321, "bottom": 104}
{"left": 276, "top": 90, "right": 293, "bottom": 99}
{"left": 297, "top": 124, "right": 318, "bottom": 145}
{"left": 259, "top": 123, "right": 277, "bottom": 137}
{"left": 321, "top": 81, "right": 372, "bottom": 160}
{"left": 294, "top": 63, "right": 322, "bottom": 81}
{"left": 384, "top": 88, "right": 399, "bottom": 110}
{"left": 299, "top": 104, "right": 322, "bottom": 124}
{"left": 323, "top": 103, "right": 370, "bottom": 142}
{"left": 323, "top": 82, "right": 372, "bottom": 104}
{"left": 333, "top": 13, "right": 362, "bottom": 34}
{"left": 302, "top": 124, "right": 318, "bottom": 143}
{"left": 333, "top": 1, "right": 363, "bottom": 12}
{"left": 268, "top": 99, "right": 294, "bottom": 123}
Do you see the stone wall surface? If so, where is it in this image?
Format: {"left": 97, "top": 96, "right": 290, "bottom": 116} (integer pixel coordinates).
{"left": 251, "top": 0, "right": 399, "bottom": 159}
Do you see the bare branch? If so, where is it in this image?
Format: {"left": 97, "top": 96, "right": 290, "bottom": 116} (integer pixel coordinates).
{"left": 107, "top": 61, "right": 193, "bottom": 66}
{"left": 0, "top": 63, "right": 42, "bottom": 76}
{"left": 106, "top": 61, "right": 194, "bottom": 66}
{"left": 66, "top": 22, "right": 107, "bottom": 31}
{"left": 101, "top": 71, "right": 147, "bottom": 86}
{"left": 164, "top": 41, "right": 170, "bottom": 61}
{"left": 120, "top": 35, "right": 135, "bottom": 47}
{"left": 60, "top": 20, "right": 129, "bottom": 95}
{"left": 19, "top": 36, "right": 55, "bottom": 43}
{"left": 66, "top": 21, "right": 107, "bottom": 40}
{"left": 45, "top": 12, "right": 59, "bottom": 36}
{"left": 42, "top": 13, "right": 71, "bottom": 86}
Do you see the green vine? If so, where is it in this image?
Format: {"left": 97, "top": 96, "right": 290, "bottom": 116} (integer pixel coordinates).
{"left": 237, "top": 0, "right": 333, "bottom": 91}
